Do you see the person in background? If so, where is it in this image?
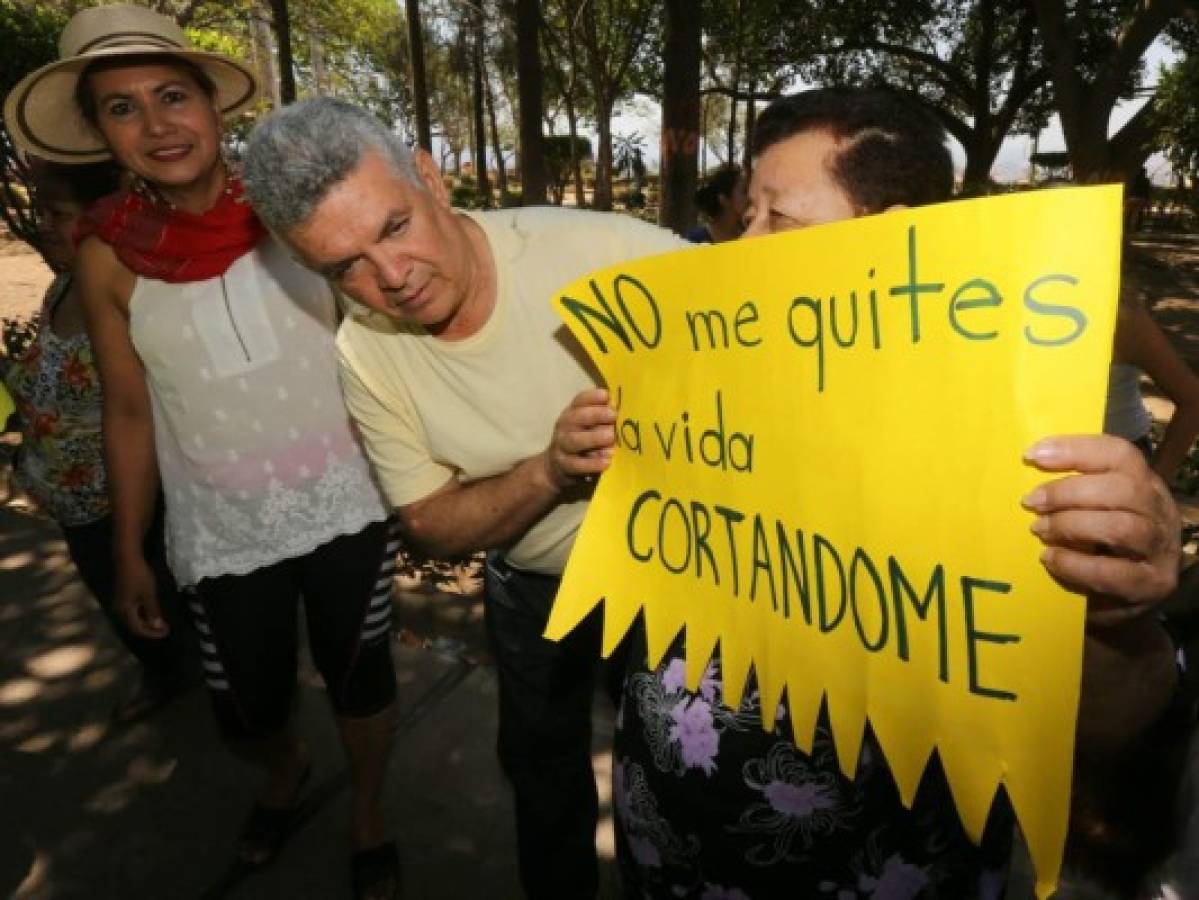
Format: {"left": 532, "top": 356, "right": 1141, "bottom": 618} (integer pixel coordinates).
{"left": 686, "top": 165, "right": 747, "bottom": 243}
{"left": 4, "top": 8, "right": 398, "bottom": 897}
{"left": 1107, "top": 254, "right": 1199, "bottom": 485}
{"left": 3, "top": 159, "right": 198, "bottom": 722}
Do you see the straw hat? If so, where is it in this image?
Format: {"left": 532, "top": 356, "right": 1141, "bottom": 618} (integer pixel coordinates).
{"left": 4, "top": 4, "right": 259, "bottom": 164}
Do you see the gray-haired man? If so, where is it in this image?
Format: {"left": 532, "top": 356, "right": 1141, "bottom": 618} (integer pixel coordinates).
{"left": 243, "top": 97, "right": 687, "bottom": 899}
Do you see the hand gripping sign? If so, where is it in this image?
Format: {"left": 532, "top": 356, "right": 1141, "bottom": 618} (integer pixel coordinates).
{"left": 546, "top": 186, "right": 1123, "bottom": 897}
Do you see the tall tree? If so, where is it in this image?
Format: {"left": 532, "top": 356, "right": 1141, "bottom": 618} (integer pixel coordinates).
{"left": 405, "top": 0, "right": 433, "bottom": 150}
{"left": 1032, "top": 0, "right": 1187, "bottom": 182}
{"left": 514, "top": 0, "right": 547, "bottom": 203}
{"left": 469, "top": 4, "right": 493, "bottom": 206}
{"left": 268, "top": 0, "right": 298, "bottom": 104}
{"left": 659, "top": 0, "right": 702, "bottom": 233}
{"left": 546, "top": 0, "right": 655, "bottom": 211}
{"left": 702, "top": 0, "right": 817, "bottom": 164}
{"left": 484, "top": 61, "right": 510, "bottom": 201}
{"left": 540, "top": 5, "right": 591, "bottom": 207}
{"left": 821, "top": 0, "right": 1053, "bottom": 194}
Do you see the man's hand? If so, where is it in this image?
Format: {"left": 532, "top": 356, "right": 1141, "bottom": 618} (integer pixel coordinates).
{"left": 116, "top": 555, "right": 170, "bottom": 639}
{"left": 544, "top": 388, "right": 617, "bottom": 491}
{"left": 1023, "top": 434, "right": 1180, "bottom": 625}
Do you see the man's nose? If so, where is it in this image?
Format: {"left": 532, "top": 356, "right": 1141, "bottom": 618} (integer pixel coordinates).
{"left": 365, "top": 246, "right": 408, "bottom": 290}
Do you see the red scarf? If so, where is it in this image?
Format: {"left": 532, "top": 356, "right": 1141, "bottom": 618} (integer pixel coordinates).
{"left": 77, "top": 177, "right": 266, "bottom": 284}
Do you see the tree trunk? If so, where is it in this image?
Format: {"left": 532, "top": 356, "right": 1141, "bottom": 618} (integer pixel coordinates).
{"left": 726, "top": 0, "right": 744, "bottom": 164}
{"left": 470, "top": 11, "right": 493, "bottom": 208}
{"left": 741, "top": 91, "right": 756, "bottom": 171}
{"left": 1109, "top": 97, "right": 1161, "bottom": 181}
{"left": 268, "top": 0, "right": 297, "bottom": 105}
{"left": 594, "top": 104, "right": 614, "bottom": 211}
{"left": 960, "top": 131, "right": 1001, "bottom": 195}
{"left": 250, "top": 6, "right": 282, "bottom": 108}
{"left": 659, "top": 0, "right": 702, "bottom": 233}
{"left": 1032, "top": 0, "right": 1184, "bottom": 183}
{"left": 484, "top": 60, "right": 509, "bottom": 201}
{"left": 515, "top": 0, "right": 548, "bottom": 204}
{"left": 725, "top": 94, "right": 738, "bottom": 164}
{"left": 565, "top": 100, "right": 586, "bottom": 208}
{"left": 405, "top": 0, "right": 433, "bottom": 151}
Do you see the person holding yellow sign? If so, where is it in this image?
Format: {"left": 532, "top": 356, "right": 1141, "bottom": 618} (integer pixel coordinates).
{"left": 598, "top": 88, "right": 1183, "bottom": 899}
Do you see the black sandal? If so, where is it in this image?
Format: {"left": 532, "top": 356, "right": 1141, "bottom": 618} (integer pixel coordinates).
{"left": 351, "top": 842, "right": 401, "bottom": 900}
{"left": 236, "top": 764, "right": 312, "bottom": 867}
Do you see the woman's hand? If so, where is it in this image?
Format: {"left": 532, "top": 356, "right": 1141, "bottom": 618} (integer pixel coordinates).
{"left": 1023, "top": 434, "right": 1180, "bottom": 624}
{"left": 115, "top": 554, "right": 169, "bottom": 639}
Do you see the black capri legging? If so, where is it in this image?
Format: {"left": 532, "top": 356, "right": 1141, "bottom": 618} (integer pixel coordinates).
{"left": 186, "top": 519, "right": 398, "bottom": 740}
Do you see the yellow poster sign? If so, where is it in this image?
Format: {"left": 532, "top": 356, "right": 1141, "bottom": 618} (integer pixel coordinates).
{"left": 0, "top": 382, "right": 13, "bottom": 429}
{"left": 546, "top": 186, "right": 1122, "bottom": 897}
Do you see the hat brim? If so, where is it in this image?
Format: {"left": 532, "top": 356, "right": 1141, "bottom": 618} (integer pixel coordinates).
{"left": 4, "top": 48, "right": 260, "bottom": 164}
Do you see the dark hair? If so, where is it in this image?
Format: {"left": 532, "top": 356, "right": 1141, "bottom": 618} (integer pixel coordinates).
{"left": 32, "top": 160, "right": 123, "bottom": 208}
{"left": 695, "top": 165, "right": 742, "bottom": 218}
{"left": 74, "top": 53, "right": 217, "bottom": 127}
{"left": 751, "top": 87, "right": 953, "bottom": 213}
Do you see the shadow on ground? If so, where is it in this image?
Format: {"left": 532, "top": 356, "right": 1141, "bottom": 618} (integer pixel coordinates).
{"left": 0, "top": 500, "right": 621, "bottom": 899}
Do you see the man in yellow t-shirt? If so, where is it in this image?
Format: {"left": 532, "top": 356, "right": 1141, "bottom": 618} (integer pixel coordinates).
{"left": 244, "top": 98, "right": 687, "bottom": 899}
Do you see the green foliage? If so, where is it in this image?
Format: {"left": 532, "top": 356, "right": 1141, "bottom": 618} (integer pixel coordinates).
{"left": 1154, "top": 55, "right": 1199, "bottom": 186}
{"left": 0, "top": 0, "right": 64, "bottom": 96}
{"left": 451, "top": 183, "right": 486, "bottom": 208}
{"left": 544, "top": 133, "right": 591, "bottom": 203}
{"left": 0, "top": 0, "right": 66, "bottom": 250}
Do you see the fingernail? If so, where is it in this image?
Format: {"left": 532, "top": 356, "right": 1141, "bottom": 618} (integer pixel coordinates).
{"left": 1029, "top": 516, "right": 1049, "bottom": 537}
{"left": 1040, "top": 547, "right": 1054, "bottom": 565}
{"left": 1021, "top": 488, "right": 1047, "bottom": 510}
{"left": 1023, "top": 439, "right": 1059, "bottom": 464}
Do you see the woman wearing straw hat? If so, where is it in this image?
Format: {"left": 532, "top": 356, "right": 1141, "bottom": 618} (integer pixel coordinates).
{"left": 5, "top": 7, "right": 400, "bottom": 896}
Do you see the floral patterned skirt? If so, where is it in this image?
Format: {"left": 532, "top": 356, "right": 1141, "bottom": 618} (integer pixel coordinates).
{"left": 613, "top": 645, "right": 1013, "bottom": 899}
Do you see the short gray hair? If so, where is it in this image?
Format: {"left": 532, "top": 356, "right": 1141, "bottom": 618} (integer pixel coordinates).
{"left": 243, "top": 98, "right": 421, "bottom": 234}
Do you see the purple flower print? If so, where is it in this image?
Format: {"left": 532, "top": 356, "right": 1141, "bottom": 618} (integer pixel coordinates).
{"left": 764, "top": 779, "right": 837, "bottom": 818}
{"left": 669, "top": 697, "right": 720, "bottom": 775}
{"left": 697, "top": 661, "right": 720, "bottom": 703}
{"left": 660, "top": 658, "right": 720, "bottom": 703}
{"left": 860, "top": 854, "right": 929, "bottom": 899}
{"left": 661, "top": 658, "right": 688, "bottom": 695}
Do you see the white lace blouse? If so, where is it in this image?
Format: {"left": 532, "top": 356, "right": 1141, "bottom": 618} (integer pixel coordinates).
{"left": 129, "top": 236, "right": 388, "bottom": 586}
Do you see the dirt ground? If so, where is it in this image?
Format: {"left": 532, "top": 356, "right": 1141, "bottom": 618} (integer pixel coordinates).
{"left": 0, "top": 239, "right": 52, "bottom": 322}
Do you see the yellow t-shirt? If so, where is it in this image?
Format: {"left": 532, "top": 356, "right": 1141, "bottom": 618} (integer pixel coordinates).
{"left": 336, "top": 206, "right": 688, "bottom": 574}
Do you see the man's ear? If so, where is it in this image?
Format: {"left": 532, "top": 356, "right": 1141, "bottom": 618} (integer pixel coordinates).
{"left": 414, "top": 148, "right": 449, "bottom": 205}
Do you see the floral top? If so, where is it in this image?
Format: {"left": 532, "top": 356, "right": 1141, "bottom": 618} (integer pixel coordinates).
{"left": 614, "top": 645, "right": 1013, "bottom": 899}
{"left": 3, "top": 275, "right": 108, "bottom": 526}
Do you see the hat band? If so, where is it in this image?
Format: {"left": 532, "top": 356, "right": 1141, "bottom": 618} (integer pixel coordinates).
{"left": 73, "top": 31, "right": 185, "bottom": 56}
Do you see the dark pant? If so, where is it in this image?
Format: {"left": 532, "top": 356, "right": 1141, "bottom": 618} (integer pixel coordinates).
{"left": 484, "top": 553, "right": 605, "bottom": 900}
{"left": 187, "top": 519, "right": 398, "bottom": 740}
{"left": 60, "top": 503, "right": 199, "bottom": 690}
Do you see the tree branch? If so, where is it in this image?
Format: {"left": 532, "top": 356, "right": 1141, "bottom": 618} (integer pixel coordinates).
{"left": 826, "top": 39, "right": 974, "bottom": 100}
